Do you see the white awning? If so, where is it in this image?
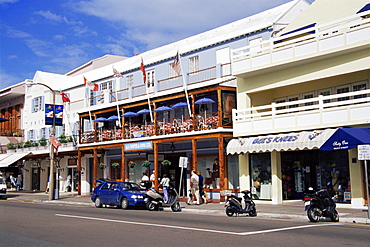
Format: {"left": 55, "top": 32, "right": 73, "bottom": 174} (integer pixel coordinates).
{"left": 227, "top": 129, "right": 337, "bottom": 155}
{"left": 0, "top": 152, "right": 30, "bottom": 167}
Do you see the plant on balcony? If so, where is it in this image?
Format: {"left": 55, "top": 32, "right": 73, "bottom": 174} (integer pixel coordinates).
{"left": 17, "top": 143, "right": 23, "bottom": 149}
{"left": 6, "top": 142, "right": 15, "bottom": 149}
{"left": 161, "top": 160, "right": 171, "bottom": 166}
{"left": 39, "top": 137, "right": 47, "bottom": 146}
{"left": 142, "top": 160, "right": 151, "bottom": 167}
{"left": 111, "top": 162, "right": 120, "bottom": 168}
{"left": 99, "top": 163, "right": 106, "bottom": 169}
{"left": 23, "top": 140, "right": 32, "bottom": 148}
{"left": 31, "top": 141, "right": 39, "bottom": 147}
{"left": 128, "top": 161, "right": 136, "bottom": 168}
{"left": 67, "top": 136, "right": 75, "bottom": 142}
{"left": 59, "top": 134, "right": 68, "bottom": 143}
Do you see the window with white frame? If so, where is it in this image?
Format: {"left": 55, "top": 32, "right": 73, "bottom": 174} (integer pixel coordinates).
{"left": 41, "top": 128, "right": 46, "bottom": 138}
{"left": 303, "top": 92, "right": 315, "bottom": 106}
{"left": 126, "top": 75, "right": 133, "bottom": 87}
{"left": 288, "top": 95, "right": 299, "bottom": 108}
{"left": 189, "top": 56, "right": 199, "bottom": 73}
{"left": 275, "top": 97, "right": 286, "bottom": 110}
{"left": 336, "top": 85, "right": 350, "bottom": 101}
{"left": 353, "top": 81, "right": 368, "bottom": 99}
{"left": 146, "top": 70, "right": 155, "bottom": 91}
{"left": 169, "top": 63, "right": 179, "bottom": 78}
{"left": 319, "top": 88, "right": 332, "bottom": 104}
{"left": 30, "top": 130, "right": 35, "bottom": 140}
{"left": 101, "top": 80, "right": 113, "bottom": 91}
{"left": 33, "top": 96, "right": 43, "bottom": 112}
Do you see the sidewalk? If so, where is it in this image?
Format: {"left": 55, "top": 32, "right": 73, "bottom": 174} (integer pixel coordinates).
{"left": 4, "top": 191, "right": 370, "bottom": 225}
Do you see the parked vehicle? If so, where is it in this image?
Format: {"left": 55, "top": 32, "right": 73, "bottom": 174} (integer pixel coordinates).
{"left": 91, "top": 179, "right": 146, "bottom": 209}
{"left": 225, "top": 190, "right": 257, "bottom": 217}
{"left": 303, "top": 187, "right": 339, "bottom": 222}
{"left": 0, "top": 176, "right": 6, "bottom": 198}
{"left": 144, "top": 186, "right": 181, "bottom": 212}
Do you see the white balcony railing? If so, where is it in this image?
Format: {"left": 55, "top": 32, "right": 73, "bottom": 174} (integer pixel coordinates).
{"left": 232, "top": 10, "right": 370, "bottom": 73}
{"left": 233, "top": 89, "right": 370, "bottom": 136}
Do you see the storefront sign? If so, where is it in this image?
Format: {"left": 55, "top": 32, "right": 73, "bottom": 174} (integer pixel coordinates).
{"left": 124, "top": 141, "right": 153, "bottom": 151}
{"left": 252, "top": 134, "right": 299, "bottom": 144}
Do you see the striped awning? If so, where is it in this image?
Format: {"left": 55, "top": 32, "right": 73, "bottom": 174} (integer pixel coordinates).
{"left": 227, "top": 129, "right": 337, "bottom": 155}
{"left": 0, "top": 152, "right": 30, "bottom": 167}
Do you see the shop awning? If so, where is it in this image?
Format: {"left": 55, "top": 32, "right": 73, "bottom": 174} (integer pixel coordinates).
{"left": 0, "top": 152, "right": 30, "bottom": 168}
{"left": 320, "top": 128, "right": 370, "bottom": 151}
{"left": 227, "top": 129, "right": 337, "bottom": 155}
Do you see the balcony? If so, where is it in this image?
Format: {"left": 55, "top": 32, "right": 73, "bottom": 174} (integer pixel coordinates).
{"left": 232, "top": 89, "right": 370, "bottom": 137}
{"left": 232, "top": 10, "right": 370, "bottom": 75}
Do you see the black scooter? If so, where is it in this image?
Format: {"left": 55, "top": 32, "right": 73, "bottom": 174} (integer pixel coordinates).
{"left": 225, "top": 190, "right": 257, "bottom": 217}
{"left": 144, "top": 186, "right": 181, "bottom": 212}
{"left": 303, "top": 187, "right": 339, "bottom": 222}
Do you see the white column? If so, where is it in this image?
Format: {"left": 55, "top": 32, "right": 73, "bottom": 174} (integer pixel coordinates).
{"left": 271, "top": 151, "right": 283, "bottom": 205}
{"left": 348, "top": 148, "right": 365, "bottom": 208}
{"left": 239, "top": 153, "right": 250, "bottom": 191}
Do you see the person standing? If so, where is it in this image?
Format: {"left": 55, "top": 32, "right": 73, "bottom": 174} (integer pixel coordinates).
{"left": 159, "top": 174, "right": 170, "bottom": 202}
{"left": 141, "top": 172, "right": 150, "bottom": 189}
{"left": 9, "top": 175, "right": 16, "bottom": 190}
{"left": 212, "top": 158, "right": 220, "bottom": 189}
{"left": 188, "top": 170, "right": 200, "bottom": 205}
{"left": 197, "top": 171, "right": 204, "bottom": 204}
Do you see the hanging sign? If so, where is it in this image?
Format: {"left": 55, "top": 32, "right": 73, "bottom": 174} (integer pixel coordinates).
{"left": 45, "top": 104, "right": 63, "bottom": 126}
{"left": 358, "top": 145, "right": 370, "bottom": 160}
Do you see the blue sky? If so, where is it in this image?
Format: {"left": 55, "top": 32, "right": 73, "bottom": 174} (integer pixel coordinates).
{"left": 0, "top": 0, "right": 313, "bottom": 89}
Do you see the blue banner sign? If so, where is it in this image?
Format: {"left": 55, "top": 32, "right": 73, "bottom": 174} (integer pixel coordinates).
{"left": 124, "top": 141, "right": 153, "bottom": 151}
{"left": 45, "top": 104, "right": 63, "bottom": 126}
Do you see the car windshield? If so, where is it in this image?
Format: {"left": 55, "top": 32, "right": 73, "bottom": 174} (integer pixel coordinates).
{"left": 120, "top": 182, "right": 140, "bottom": 191}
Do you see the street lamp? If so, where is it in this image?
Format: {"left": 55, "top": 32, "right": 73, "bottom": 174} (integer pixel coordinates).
{"left": 26, "top": 81, "right": 57, "bottom": 200}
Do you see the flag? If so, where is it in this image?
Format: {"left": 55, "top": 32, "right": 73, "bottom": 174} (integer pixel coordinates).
{"left": 84, "top": 76, "right": 98, "bottom": 91}
{"left": 49, "top": 136, "right": 61, "bottom": 150}
{"left": 172, "top": 51, "right": 181, "bottom": 76}
{"left": 113, "top": 68, "right": 123, "bottom": 78}
{"left": 140, "top": 58, "right": 146, "bottom": 84}
{"left": 61, "top": 92, "right": 70, "bottom": 103}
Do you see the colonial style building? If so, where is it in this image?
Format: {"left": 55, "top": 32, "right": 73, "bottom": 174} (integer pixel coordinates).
{"left": 228, "top": 0, "right": 370, "bottom": 207}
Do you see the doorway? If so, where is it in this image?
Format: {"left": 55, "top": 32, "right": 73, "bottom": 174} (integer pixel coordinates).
{"left": 67, "top": 167, "right": 78, "bottom": 192}
{"left": 31, "top": 167, "right": 40, "bottom": 191}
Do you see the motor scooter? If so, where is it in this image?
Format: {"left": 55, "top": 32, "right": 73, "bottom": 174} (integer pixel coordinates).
{"left": 144, "top": 185, "right": 181, "bottom": 212}
{"left": 225, "top": 190, "right": 257, "bottom": 217}
{"left": 303, "top": 187, "right": 339, "bottom": 222}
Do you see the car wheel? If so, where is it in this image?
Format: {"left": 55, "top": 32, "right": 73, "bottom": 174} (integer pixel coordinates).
{"left": 94, "top": 197, "right": 102, "bottom": 208}
{"left": 331, "top": 210, "right": 339, "bottom": 222}
{"left": 171, "top": 201, "right": 181, "bottom": 212}
{"left": 225, "top": 206, "right": 234, "bottom": 217}
{"left": 121, "top": 197, "right": 128, "bottom": 209}
{"left": 307, "top": 207, "right": 320, "bottom": 222}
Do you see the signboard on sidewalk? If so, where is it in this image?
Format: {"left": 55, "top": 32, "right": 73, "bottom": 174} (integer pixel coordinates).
{"left": 358, "top": 145, "right": 370, "bottom": 160}
{"left": 179, "top": 157, "right": 188, "bottom": 168}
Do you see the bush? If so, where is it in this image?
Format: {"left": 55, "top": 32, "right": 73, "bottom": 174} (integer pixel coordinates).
{"left": 39, "top": 137, "right": 47, "bottom": 146}
{"left": 59, "top": 134, "right": 68, "bottom": 143}
{"left": 17, "top": 143, "right": 23, "bottom": 149}
{"left": 7, "top": 142, "right": 15, "bottom": 149}
{"left": 31, "top": 141, "right": 39, "bottom": 147}
{"left": 24, "top": 140, "right": 32, "bottom": 148}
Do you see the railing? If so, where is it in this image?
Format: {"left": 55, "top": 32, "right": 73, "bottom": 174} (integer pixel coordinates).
{"left": 233, "top": 89, "right": 370, "bottom": 135}
{"left": 188, "top": 66, "right": 216, "bottom": 85}
{"left": 157, "top": 75, "right": 184, "bottom": 92}
{"left": 232, "top": 10, "right": 370, "bottom": 73}
{"left": 0, "top": 129, "right": 23, "bottom": 137}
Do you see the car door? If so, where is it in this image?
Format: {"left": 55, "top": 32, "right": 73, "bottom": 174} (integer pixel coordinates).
{"left": 109, "top": 182, "right": 120, "bottom": 205}
{"left": 98, "top": 182, "right": 111, "bottom": 204}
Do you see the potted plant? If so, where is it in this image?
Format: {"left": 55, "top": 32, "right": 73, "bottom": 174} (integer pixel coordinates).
{"left": 142, "top": 160, "right": 151, "bottom": 167}
{"left": 59, "top": 134, "right": 68, "bottom": 143}
{"left": 99, "top": 163, "right": 106, "bottom": 169}
{"left": 31, "top": 141, "right": 39, "bottom": 147}
{"left": 17, "top": 143, "right": 23, "bottom": 149}
{"left": 161, "top": 160, "right": 171, "bottom": 166}
{"left": 111, "top": 162, "right": 120, "bottom": 168}
{"left": 39, "top": 137, "right": 47, "bottom": 146}
{"left": 6, "top": 142, "right": 15, "bottom": 149}
{"left": 128, "top": 161, "right": 136, "bottom": 168}
{"left": 23, "top": 140, "right": 32, "bottom": 148}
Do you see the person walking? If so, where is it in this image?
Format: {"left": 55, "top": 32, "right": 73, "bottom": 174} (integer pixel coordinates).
{"left": 159, "top": 174, "right": 170, "bottom": 202}
{"left": 197, "top": 171, "right": 205, "bottom": 204}
{"left": 188, "top": 170, "right": 200, "bottom": 205}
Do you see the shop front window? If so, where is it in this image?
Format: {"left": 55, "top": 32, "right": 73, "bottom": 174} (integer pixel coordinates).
{"left": 197, "top": 156, "right": 218, "bottom": 189}
{"left": 250, "top": 153, "right": 271, "bottom": 200}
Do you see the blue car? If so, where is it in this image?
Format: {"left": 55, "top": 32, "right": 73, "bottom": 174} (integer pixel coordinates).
{"left": 91, "top": 179, "right": 146, "bottom": 209}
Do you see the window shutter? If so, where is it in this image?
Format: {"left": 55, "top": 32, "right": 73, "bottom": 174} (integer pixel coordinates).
{"left": 31, "top": 99, "right": 35, "bottom": 113}
{"left": 41, "top": 96, "right": 45, "bottom": 111}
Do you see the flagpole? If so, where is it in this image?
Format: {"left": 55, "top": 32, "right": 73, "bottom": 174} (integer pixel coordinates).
{"left": 141, "top": 57, "right": 154, "bottom": 122}
{"left": 114, "top": 76, "right": 122, "bottom": 127}
{"left": 178, "top": 52, "right": 192, "bottom": 117}
{"left": 84, "top": 76, "right": 94, "bottom": 129}
{"left": 62, "top": 100, "right": 76, "bottom": 146}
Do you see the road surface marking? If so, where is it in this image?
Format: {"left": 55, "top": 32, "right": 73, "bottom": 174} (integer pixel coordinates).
{"left": 56, "top": 214, "right": 342, "bottom": 236}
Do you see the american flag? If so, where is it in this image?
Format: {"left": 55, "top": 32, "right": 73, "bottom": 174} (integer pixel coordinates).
{"left": 84, "top": 76, "right": 99, "bottom": 91}
{"left": 113, "top": 68, "right": 123, "bottom": 78}
{"left": 140, "top": 58, "right": 146, "bottom": 84}
{"left": 172, "top": 51, "right": 181, "bottom": 76}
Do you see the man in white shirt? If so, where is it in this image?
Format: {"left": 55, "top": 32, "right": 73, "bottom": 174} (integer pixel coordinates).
{"left": 188, "top": 170, "right": 200, "bottom": 205}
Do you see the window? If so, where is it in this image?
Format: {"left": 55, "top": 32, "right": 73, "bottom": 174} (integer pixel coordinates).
{"left": 353, "top": 81, "right": 367, "bottom": 99}
{"left": 336, "top": 85, "right": 350, "bottom": 101}
{"left": 288, "top": 95, "right": 299, "bottom": 108}
{"left": 189, "top": 56, "right": 199, "bottom": 73}
{"left": 303, "top": 92, "right": 315, "bottom": 106}
{"left": 33, "top": 96, "right": 43, "bottom": 113}
{"left": 275, "top": 98, "right": 286, "bottom": 110}
{"left": 126, "top": 75, "right": 133, "bottom": 87}
{"left": 169, "top": 63, "right": 179, "bottom": 78}
{"left": 249, "top": 37, "right": 262, "bottom": 54}
{"left": 146, "top": 70, "right": 155, "bottom": 92}
{"left": 41, "top": 128, "right": 46, "bottom": 138}
{"left": 319, "top": 88, "right": 332, "bottom": 104}
{"left": 101, "top": 80, "right": 113, "bottom": 91}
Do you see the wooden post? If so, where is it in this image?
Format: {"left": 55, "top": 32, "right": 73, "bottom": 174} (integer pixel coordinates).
{"left": 93, "top": 149, "right": 98, "bottom": 188}
{"left": 154, "top": 142, "right": 159, "bottom": 189}
{"left": 218, "top": 135, "right": 225, "bottom": 202}
{"left": 192, "top": 139, "right": 197, "bottom": 171}
{"left": 121, "top": 145, "right": 125, "bottom": 181}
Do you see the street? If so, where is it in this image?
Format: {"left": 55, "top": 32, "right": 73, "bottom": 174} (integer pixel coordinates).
{"left": 0, "top": 200, "right": 369, "bottom": 247}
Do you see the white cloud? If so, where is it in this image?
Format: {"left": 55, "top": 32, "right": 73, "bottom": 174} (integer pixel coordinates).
{"left": 6, "top": 28, "right": 30, "bottom": 38}
{"left": 35, "top": 10, "right": 82, "bottom": 25}
{"left": 0, "top": 0, "right": 19, "bottom": 4}
{"left": 70, "top": 26, "right": 97, "bottom": 37}
{"left": 0, "top": 69, "right": 22, "bottom": 89}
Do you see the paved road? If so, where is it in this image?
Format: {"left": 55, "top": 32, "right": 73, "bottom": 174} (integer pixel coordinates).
{"left": 1, "top": 200, "right": 369, "bottom": 247}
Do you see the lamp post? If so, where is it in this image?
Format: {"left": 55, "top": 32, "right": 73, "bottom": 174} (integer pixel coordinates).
{"left": 27, "top": 81, "right": 56, "bottom": 200}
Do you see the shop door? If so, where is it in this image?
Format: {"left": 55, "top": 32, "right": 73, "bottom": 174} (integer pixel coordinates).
{"left": 31, "top": 167, "right": 40, "bottom": 191}
{"left": 67, "top": 167, "right": 78, "bottom": 192}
